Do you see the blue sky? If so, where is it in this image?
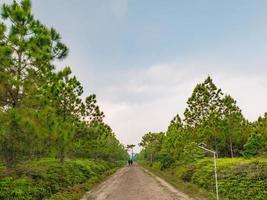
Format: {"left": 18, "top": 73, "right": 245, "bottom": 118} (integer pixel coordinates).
{"left": 3, "top": 0, "right": 267, "bottom": 151}
{"left": 32, "top": 0, "right": 267, "bottom": 69}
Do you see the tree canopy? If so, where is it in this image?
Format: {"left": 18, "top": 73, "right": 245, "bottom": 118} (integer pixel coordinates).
{"left": 0, "top": 0, "right": 127, "bottom": 168}
{"left": 139, "top": 76, "right": 267, "bottom": 169}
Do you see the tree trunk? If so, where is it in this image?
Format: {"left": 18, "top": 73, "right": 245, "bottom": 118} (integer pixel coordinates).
{"left": 150, "top": 153, "right": 153, "bottom": 166}
{"left": 3, "top": 142, "right": 15, "bottom": 169}
{"left": 59, "top": 147, "right": 65, "bottom": 164}
{"left": 230, "top": 137, "right": 234, "bottom": 158}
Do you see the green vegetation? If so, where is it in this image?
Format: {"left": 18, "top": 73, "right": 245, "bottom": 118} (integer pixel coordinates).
{"left": 140, "top": 162, "right": 213, "bottom": 200}
{"left": 138, "top": 77, "right": 267, "bottom": 199}
{"left": 1, "top": 1, "right": 267, "bottom": 199}
{"left": 188, "top": 157, "right": 267, "bottom": 200}
{"left": 141, "top": 157, "right": 267, "bottom": 200}
{"left": 0, "top": 0, "right": 127, "bottom": 166}
{"left": 0, "top": 1, "right": 128, "bottom": 199}
{"left": 0, "top": 158, "right": 123, "bottom": 200}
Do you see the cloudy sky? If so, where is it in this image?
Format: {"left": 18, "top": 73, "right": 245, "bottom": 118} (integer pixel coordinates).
{"left": 4, "top": 0, "right": 267, "bottom": 152}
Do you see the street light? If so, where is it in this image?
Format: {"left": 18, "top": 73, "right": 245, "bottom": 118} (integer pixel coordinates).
{"left": 198, "top": 143, "right": 219, "bottom": 200}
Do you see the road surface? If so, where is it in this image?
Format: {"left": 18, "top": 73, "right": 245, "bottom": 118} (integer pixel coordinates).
{"left": 81, "top": 164, "right": 195, "bottom": 200}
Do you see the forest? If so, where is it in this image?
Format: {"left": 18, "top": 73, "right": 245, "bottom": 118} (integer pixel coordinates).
{"left": 0, "top": 1, "right": 127, "bottom": 199}
{"left": 138, "top": 76, "right": 267, "bottom": 199}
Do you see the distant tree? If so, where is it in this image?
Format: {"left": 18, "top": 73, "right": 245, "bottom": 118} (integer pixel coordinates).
{"left": 242, "top": 132, "right": 266, "bottom": 157}
{"left": 161, "top": 114, "right": 186, "bottom": 161}
{"left": 139, "top": 76, "right": 255, "bottom": 166}
{"left": 183, "top": 77, "right": 224, "bottom": 154}
{"left": 220, "top": 95, "right": 247, "bottom": 157}
{"left": 184, "top": 76, "right": 223, "bottom": 127}
{"left": 126, "top": 144, "right": 136, "bottom": 159}
{"left": 139, "top": 132, "right": 164, "bottom": 164}
{"left": 183, "top": 77, "right": 249, "bottom": 157}
{"left": 254, "top": 113, "right": 267, "bottom": 143}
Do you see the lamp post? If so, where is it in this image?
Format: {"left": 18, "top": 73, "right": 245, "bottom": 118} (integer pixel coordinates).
{"left": 198, "top": 143, "right": 219, "bottom": 200}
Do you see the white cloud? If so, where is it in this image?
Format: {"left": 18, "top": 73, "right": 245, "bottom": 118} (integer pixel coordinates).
{"left": 93, "top": 61, "right": 267, "bottom": 152}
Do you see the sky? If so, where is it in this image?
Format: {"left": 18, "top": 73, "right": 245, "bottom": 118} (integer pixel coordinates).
{"left": 3, "top": 0, "right": 267, "bottom": 152}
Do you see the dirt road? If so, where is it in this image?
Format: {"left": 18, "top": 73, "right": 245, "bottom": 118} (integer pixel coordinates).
{"left": 81, "top": 164, "right": 195, "bottom": 200}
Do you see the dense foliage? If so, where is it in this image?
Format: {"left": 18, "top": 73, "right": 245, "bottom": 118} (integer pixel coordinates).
{"left": 141, "top": 157, "right": 267, "bottom": 200}
{"left": 139, "top": 77, "right": 267, "bottom": 199}
{"left": 0, "top": 1, "right": 128, "bottom": 199}
{"left": 0, "top": 0, "right": 128, "bottom": 169}
{"left": 176, "top": 157, "right": 267, "bottom": 200}
{"left": 139, "top": 76, "right": 267, "bottom": 167}
{"left": 0, "top": 158, "right": 123, "bottom": 200}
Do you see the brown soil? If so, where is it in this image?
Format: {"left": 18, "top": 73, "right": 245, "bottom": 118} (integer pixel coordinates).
{"left": 81, "top": 164, "right": 195, "bottom": 200}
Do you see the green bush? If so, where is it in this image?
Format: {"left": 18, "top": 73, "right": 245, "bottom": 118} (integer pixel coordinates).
{"left": 179, "top": 157, "right": 267, "bottom": 200}
{"left": 156, "top": 153, "right": 175, "bottom": 170}
{"left": 242, "top": 133, "right": 266, "bottom": 157}
{"left": 0, "top": 158, "right": 121, "bottom": 200}
{"left": 0, "top": 177, "right": 44, "bottom": 200}
{"left": 178, "top": 165, "right": 196, "bottom": 182}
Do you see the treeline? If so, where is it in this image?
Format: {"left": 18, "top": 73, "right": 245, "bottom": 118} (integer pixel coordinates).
{"left": 139, "top": 76, "right": 267, "bottom": 169}
{"left": 0, "top": 0, "right": 128, "bottom": 168}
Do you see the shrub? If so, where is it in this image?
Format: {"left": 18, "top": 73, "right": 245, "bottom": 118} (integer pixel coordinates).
{"left": 157, "top": 153, "right": 175, "bottom": 170}
{"left": 242, "top": 133, "right": 266, "bottom": 157}
{"left": 0, "top": 177, "right": 44, "bottom": 200}
{"left": 190, "top": 158, "right": 267, "bottom": 200}
{"left": 0, "top": 158, "right": 120, "bottom": 200}
{"left": 181, "top": 142, "right": 205, "bottom": 164}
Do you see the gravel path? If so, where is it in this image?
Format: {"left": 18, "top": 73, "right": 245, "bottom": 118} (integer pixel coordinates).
{"left": 81, "top": 164, "right": 195, "bottom": 200}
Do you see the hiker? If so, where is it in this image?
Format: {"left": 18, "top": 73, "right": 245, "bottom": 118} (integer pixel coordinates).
{"left": 128, "top": 158, "right": 131, "bottom": 166}
{"left": 130, "top": 159, "right": 133, "bottom": 165}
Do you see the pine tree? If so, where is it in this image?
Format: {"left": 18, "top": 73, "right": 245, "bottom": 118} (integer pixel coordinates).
{"left": 184, "top": 76, "right": 223, "bottom": 127}
{"left": 0, "top": 0, "right": 68, "bottom": 108}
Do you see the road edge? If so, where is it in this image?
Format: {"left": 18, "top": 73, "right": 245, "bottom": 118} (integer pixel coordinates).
{"left": 141, "top": 165, "right": 196, "bottom": 200}
{"left": 80, "top": 166, "right": 127, "bottom": 200}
